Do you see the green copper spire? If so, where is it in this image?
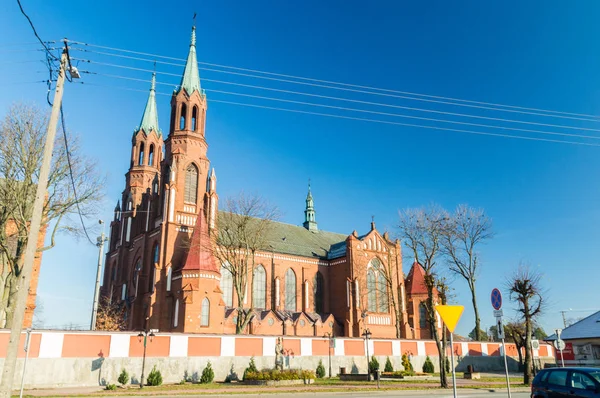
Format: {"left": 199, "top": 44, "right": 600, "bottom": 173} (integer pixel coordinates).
{"left": 179, "top": 26, "right": 202, "bottom": 96}
{"left": 303, "top": 180, "right": 318, "bottom": 232}
{"left": 137, "top": 72, "right": 161, "bottom": 136}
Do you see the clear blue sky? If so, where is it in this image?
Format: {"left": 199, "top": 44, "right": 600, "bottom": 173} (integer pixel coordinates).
{"left": 1, "top": 0, "right": 599, "bottom": 336}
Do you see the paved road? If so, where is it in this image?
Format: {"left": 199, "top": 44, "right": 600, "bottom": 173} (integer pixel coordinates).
{"left": 112, "top": 391, "right": 530, "bottom": 398}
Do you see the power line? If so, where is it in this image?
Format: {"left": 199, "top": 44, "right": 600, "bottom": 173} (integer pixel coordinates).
{"left": 83, "top": 71, "right": 600, "bottom": 141}
{"left": 67, "top": 39, "right": 600, "bottom": 121}
{"left": 79, "top": 81, "right": 600, "bottom": 148}
{"left": 15, "top": 0, "right": 58, "bottom": 59}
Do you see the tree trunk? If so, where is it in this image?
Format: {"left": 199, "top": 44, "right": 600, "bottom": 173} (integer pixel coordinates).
{"left": 470, "top": 281, "right": 482, "bottom": 341}
{"left": 523, "top": 299, "right": 533, "bottom": 385}
{"left": 427, "top": 284, "right": 447, "bottom": 388}
{"left": 3, "top": 275, "right": 18, "bottom": 329}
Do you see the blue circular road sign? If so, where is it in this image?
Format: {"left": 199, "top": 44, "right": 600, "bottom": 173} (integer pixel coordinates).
{"left": 491, "top": 288, "right": 502, "bottom": 310}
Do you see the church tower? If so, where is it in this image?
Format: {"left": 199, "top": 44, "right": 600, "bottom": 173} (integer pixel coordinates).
{"left": 303, "top": 182, "right": 318, "bottom": 232}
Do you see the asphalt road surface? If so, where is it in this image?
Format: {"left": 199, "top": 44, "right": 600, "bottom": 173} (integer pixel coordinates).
{"left": 115, "top": 391, "right": 530, "bottom": 398}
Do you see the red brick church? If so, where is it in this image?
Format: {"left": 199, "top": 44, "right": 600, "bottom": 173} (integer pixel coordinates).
{"left": 100, "top": 26, "right": 439, "bottom": 340}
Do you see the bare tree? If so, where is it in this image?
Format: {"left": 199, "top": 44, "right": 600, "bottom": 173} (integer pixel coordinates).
{"left": 95, "top": 296, "right": 127, "bottom": 331}
{"left": 442, "top": 205, "right": 493, "bottom": 342}
{"left": 210, "top": 192, "right": 279, "bottom": 334}
{"left": 0, "top": 103, "right": 104, "bottom": 328}
{"left": 32, "top": 296, "right": 44, "bottom": 329}
{"left": 398, "top": 205, "right": 450, "bottom": 388}
{"left": 507, "top": 265, "right": 545, "bottom": 385}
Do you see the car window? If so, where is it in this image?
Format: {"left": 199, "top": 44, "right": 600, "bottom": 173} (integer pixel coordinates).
{"left": 547, "top": 370, "right": 568, "bottom": 387}
{"left": 540, "top": 371, "right": 549, "bottom": 383}
{"left": 588, "top": 371, "right": 600, "bottom": 384}
{"left": 571, "top": 371, "right": 597, "bottom": 390}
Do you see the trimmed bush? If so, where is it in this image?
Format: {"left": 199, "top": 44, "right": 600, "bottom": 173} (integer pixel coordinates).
{"left": 105, "top": 383, "right": 117, "bottom": 391}
{"left": 244, "top": 369, "right": 316, "bottom": 381}
{"left": 316, "top": 360, "right": 326, "bottom": 378}
{"left": 369, "top": 356, "right": 380, "bottom": 373}
{"left": 243, "top": 357, "right": 258, "bottom": 381}
{"left": 117, "top": 369, "right": 129, "bottom": 386}
{"left": 422, "top": 356, "right": 435, "bottom": 374}
{"left": 146, "top": 366, "right": 163, "bottom": 386}
{"left": 401, "top": 353, "right": 414, "bottom": 372}
{"left": 200, "top": 361, "right": 215, "bottom": 384}
{"left": 384, "top": 357, "right": 394, "bottom": 373}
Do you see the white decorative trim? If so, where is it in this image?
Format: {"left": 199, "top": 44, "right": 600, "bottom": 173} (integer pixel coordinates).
{"left": 172, "top": 274, "right": 182, "bottom": 281}
{"left": 416, "top": 341, "right": 426, "bottom": 356}
{"left": 255, "top": 252, "right": 329, "bottom": 266}
{"left": 461, "top": 342, "right": 469, "bottom": 356}
{"left": 110, "top": 252, "right": 119, "bottom": 258}
{"left": 221, "top": 336, "right": 235, "bottom": 356}
{"left": 300, "top": 338, "right": 312, "bottom": 356}
{"left": 330, "top": 258, "right": 346, "bottom": 266}
{"left": 392, "top": 340, "right": 401, "bottom": 356}
{"left": 108, "top": 334, "right": 130, "bottom": 358}
{"left": 169, "top": 335, "right": 188, "bottom": 357}
{"left": 148, "top": 229, "right": 161, "bottom": 238}
{"left": 367, "top": 314, "right": 391, "bottom": 325}
{"left": 334, "top": 338, "right": 345, "bottom": 356}
{"left": 39, "top": 333, "right": 64, "bottom": 358}
{"left": 263, "top": 337, "right": 277, "bottom": 357}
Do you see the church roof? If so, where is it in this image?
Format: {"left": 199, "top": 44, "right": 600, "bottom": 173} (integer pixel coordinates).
{"left": 178, "top": 26, "right": 202, "bottom": 96}
{"left": 136, "top": 73, "right": 161, "bottom": 136}
{"left": 405, "top": 261, "right": 428, "bottom": 295}
{"left": 182, "top": 210, "right": 218, "bottom": 273}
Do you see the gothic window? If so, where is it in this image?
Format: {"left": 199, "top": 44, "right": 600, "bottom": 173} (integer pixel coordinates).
{"left": 138, "top": 142, "right": 145, "bottom": 166}
{"left": 377, "top": 273, "right": 388, "bottom": 313}
{"left": 166, "top": 266, "right": 172, "bottom": 292}
{"left": 111, "top": 261, "right": 117, "bottom": 281}
{"left": 184, "top": 164, "right": 198, "bottom": 204}
{"left": 314, "top": 272, "right": 324, "bottom": 313}
{"left": 252, "top": 265, "right": 266, "bottom": 309}
{"left": 201, "top": 298, "right": 210, "bottom": 326}
{"left": 148, "top": 144, "right": 154, "bottom": 166}
{"left": 419, "top": 302, "right": 427, "bottom": 329}
{"left": 367, "top": 269, "right": 377, "bottom": 312}
{"left": 149, "top": 244, "right": 159, "bottom": 292}
{"left": 121, "top": 283, "right": 127, "bottom": 301}
{"left": 191, "top": 106, "right": 198, "bottom": 131}
{"left": 285, "top": 268, "right": 296, "bottom": 311}
{"left": 174, "top": 299, "right": 179, "bottom": 328}
{"left": 180, "top": 103, "right": 187, "bottom": 130}
{"left": 220, "top": 265, "right": 233, "bottom": 307}
{"left": 134, "top": 259, "right": 142, "bottom": 296}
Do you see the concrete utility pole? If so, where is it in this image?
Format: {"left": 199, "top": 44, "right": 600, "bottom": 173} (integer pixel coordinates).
{"left": 0, "top": 49, "right": 68, "bottom": 398}
{"left": 91, "top": 220, "right": 108, "bottom": 330}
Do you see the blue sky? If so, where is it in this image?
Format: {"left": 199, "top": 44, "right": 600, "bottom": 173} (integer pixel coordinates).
{"left": 1, "top": 0, "right": 599, "bottom": 336}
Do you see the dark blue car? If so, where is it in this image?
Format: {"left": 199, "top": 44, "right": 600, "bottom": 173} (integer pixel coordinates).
{"left": 531, "top": 367, "right": 600, "bottom": 397}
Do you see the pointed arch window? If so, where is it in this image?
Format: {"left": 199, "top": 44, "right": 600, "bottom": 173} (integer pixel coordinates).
{"left": 253, "top": 265, "right": 266, "bottom": 309}
{"left": 184, "top": 164, "right": 198, "bottom": 204}
{"left": 134, "top": 259, "right": 142, "bottom": 296}
{"left": 191, "top": 106, "right": 198, "bottom": 131}
{"left": 367, "top": 269, "right": 377, "bottom": 312}
{"left": 201, "top": 298, "right": 210, "bottom": 326}
{"left": 149, "top": 244, "right": 159, "bottom": 292}
{"left": 220, "top": 265, "right": 233, "bottom": 307}
{"left": 138, "top": 142, "right": 145, "bottom": 166}
{"left": 419, "top": 302, "right": 428, "bottom": 329}
{"left": 314, "top": 272, "right": 324, "bottom": 313}
{"left": 180, "top": 103, "right": 187, "bottom": 130}
{"left": 166, "top": 266, "right": 172, "bottom": 292}
{"left": 285, "top": 268, "right": 296, "bottom": 311}
{"left": 174, "top": 299, "right": 179, "bottom": 328}
{"left": 148, "top": 144, "right": 154, "bottom": 166}
{"left": 377, "top": 273, "right": 388, "bottom": 313}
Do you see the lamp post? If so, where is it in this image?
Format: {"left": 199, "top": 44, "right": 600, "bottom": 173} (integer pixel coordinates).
{"left": 137, "top": 328, "right": 156, "bottom": 388}
{"left": 362, "top": 328, "right": 372, "bottom": 381}
{"left": 325, "top": 332, "right": 334, "bottom": 378}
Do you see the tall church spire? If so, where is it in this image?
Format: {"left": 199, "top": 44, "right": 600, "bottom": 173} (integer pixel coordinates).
{"left": 137, "top": 72, "right": 161, "bottom": 136}
{"left": 179, "top": 26, "right": 201, "bottom": 96}
{"left": 303, "top": 180, "right": 318, "bottom": 232}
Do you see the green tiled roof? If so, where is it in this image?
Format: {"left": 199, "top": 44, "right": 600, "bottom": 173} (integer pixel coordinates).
{"left": 179, "top": 26, "right": 201, "bottom": 96}
{"left": 136, "top": 73, "right": 161, "bottom": 136}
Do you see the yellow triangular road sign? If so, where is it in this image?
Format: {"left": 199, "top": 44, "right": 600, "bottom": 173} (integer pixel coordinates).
{"left": 435, "top": 305, "right": 464, "bottom": 333}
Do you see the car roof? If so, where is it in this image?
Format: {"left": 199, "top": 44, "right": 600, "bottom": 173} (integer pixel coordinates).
{"left": 540, "top": 367, "right": 600, "bottom": 372}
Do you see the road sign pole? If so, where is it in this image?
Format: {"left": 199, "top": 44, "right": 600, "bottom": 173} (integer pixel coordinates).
{"left": 501, "top": 338, "right": 512, "bottom": 398}
{"left": 450, "top": 332, "right": 457, "bottom": 398}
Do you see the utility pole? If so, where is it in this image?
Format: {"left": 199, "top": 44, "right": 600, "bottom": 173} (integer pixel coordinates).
{"left": 91, "top": 220, "right": 108, "bottom": 330}
{"left": 0, "top": 48, "right": 69, "bottom": 398}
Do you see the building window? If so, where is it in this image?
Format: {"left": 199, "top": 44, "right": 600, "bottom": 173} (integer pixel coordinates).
{"left": 253, "top": 265, "right": 266, "bottom": 309}
{"left": 367, "top": 269, "right": 376, "bottom": 312}
{"left": 121, "top": 283, "right": 127, "bottom": 301}
{"left": 134, "top": 259, "right": 142, "bottom": 296}
{"left": 191, "top": 106, "right": 198, "bottom": 131}
{"left": 377, "top": 273, "right": 388, "bottom": 313}
{"left": 148, "top": 144, "right": 154, "bottom": 166}
{"left": 153, "top": 244, "right": 159, "bottom": 264}
{"left": 201, "top": 298, "right": 210, "bottom": 326}
{"left": 220, "top": 266, "right": 233, "bottom": 307}
{"left": 180, "top": 103, "right": 187, "bottom": 130}
{"left": 314, "top": 272, "right": 324, "bottom": 313}
{"left": 419, "top": 302, "right": 427, "bottom": 329}
{"left": 111, "top": 261, "right": 117, "bottom": 281}
{"left": 174, "top": 299, "right": 179, "bottom": 328}
{"left": 166, "top": 266, "right": 172, "bottom": 292}
{"left": 138, "top": 142, "right": 145, "bottom": 166}
{"left": 285, "top": 268, "right": 296, "bottom": 311}
{"left": 184, "top": 164, "right": 198, "bottom": 204}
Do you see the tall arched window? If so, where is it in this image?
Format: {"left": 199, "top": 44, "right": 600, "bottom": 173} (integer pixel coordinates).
{"left": 111, "top": 261, "right": 117, "bottom": 281}
{"left": 419, "top": 302, "right": 428, "bottom": 329}
{"left": 180, "top": 103, "right": 187, "bottom": 130}
{"left": 367, "top": 269, "right": 377, "bottom": 312}
{"left": 377, "top": 274, "right": 388, "bottom": 313}
{"left": 314, "top": 272, "right": 324, "bottom": 313}
{"left": 252, "top": 265, "right": 266, "bottom": 309}
{"left": 285, "top": 268, "right": 296, "bottom": 311}
{"left": 191, "top": 106, "right": 198, "bottom": 131}
{"left": 201, "top": 298, "right": 210, "bottom": 326}
{"left": 149, "top": 244, "right": 159, "bottom": 292}
{"left": 138, "top": 142, "right": 145, "bottom": 165}
{"left": 148, "top": 144, "right": 154, "bottom": 166}
{"left": 173, "top": 299, "right": 179, "bottom": 328}
{"left": 134, "top": 259, "right": 142, "bottom": 296}
{"left": 220, "top": 266, "right": 233, "bottom": 307}
{"left": 184, "top": 164, "right": 198, "bottom": 204}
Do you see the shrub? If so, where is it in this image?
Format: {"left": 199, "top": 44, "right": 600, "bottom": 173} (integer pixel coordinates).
{"left": 146, "top": 366, "right": 163, "bottom": 386}
{"left": 117, "top": 369, "right": 129, "bottom": 386}
{"left": 422, "top": 356, "right": 435, "bottom": 374}
{"left": 243, "top": 369, "right": 315, "bottom": 381}
{"left": 200, "top": 361, "right": 215, "bottom": 384}
{"left": 316, "top": 360, "right": 326, "bottom": 378}
{"left": 401, "top": 353, "right": 414, "bottom": 372}
{"left": 105, "top": 383, "right": 117, "bottom": 391}
{"left": 243, "top": 357, "right": 258, "bottom": 381}
{"left": 368, "top": 357, "right": 380, "bottom": 373}
{"left": 384, "top": 357, "right": 394, "bottom": 373}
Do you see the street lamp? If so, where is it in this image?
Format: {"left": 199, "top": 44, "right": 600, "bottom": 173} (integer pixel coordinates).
{"left": 324, "top": 331, "right": 334, "bottom": 378}
{"left": 138, "top": 328, "right": 156, "bottom": 388}
{"left": 362, "top": 328, "right": 372, "bottom": 381}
